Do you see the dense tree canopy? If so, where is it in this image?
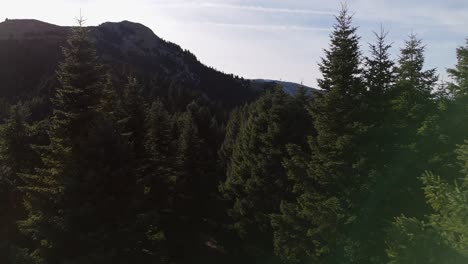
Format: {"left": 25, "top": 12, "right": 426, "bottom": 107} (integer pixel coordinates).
{"left": 2, "top": 7, "right": 468, "bottom": 264}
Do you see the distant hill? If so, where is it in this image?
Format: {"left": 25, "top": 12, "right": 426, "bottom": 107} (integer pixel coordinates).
{"left": 251, "top": 79, "right": 319, "bottom": 95}
{"left": 0, "top": 19, "right": 258, "bottom": 108}
{"left": 0, "top": 18, "right": 322, "bottom": 114}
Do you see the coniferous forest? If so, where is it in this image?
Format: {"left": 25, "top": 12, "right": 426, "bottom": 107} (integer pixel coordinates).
{"left": 1, "top": 5, "right": 468, "bottom": 264}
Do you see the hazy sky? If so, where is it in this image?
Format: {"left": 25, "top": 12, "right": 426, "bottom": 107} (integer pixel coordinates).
{"left": 2, "top": 0, "right": 467, "bottom": 86}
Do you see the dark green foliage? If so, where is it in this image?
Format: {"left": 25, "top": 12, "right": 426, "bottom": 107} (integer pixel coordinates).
{"left": 218, "top": 107, "right": 244, "bottom": 171}
{"left": 173, "top": 111, "right": 204, "bottom": 213}
{"left": 385, "top": 216, "right": 464, "bottom": 264}
{"left": 347, "top": 27, "right": 396, "bottom": 263}
{"left": 120, "top": 76, "right": 147, "bottom": 154}
{"left": 143, "top": 100, "right": 175, "bottom": 207}
{"left": 4, "top": 8, "right": 468, "bottom": 264}
{"left": 221, "top": 87, "right": 291, "bottom": 234}
{"left": 271, "top": 6, "right": 371, "bottom": 263}
{"left": 385, "top": 34, "right": 438, "bottom": 218}
{"left": 0, "top": 104, "right": 40, "bottom": 262}
{"left": 364, "top": 27, "right": 395, "bottom": 126}
{"left": 18, "top": 22, "right": 106, "bottom": 263}
{"left": 434, "top": 39, "right": 468, "bottom": 178}
{"left": 17, "top": 22, "right": 165, "bottom": 264}
{"left": 385, "top": 141, "right": 468, "bottom": 263}
{"left": 98, "top": 73, "right": 119, "bottom": 117}
{"left": 447, "top": 39, "right": 468, "bottom": 99}
{"left": 220, "top": 86, "right": 311, "bottom": 261}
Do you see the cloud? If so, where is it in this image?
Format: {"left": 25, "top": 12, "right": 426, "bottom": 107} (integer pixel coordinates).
{"left": 198, "top": 21, "right": 331, "bottom": 32}
{"left": 149, "top": 1, "right": 335, "bottom": 15}
{"left": 199, "top": 3, "right": 335, "bottom": 15}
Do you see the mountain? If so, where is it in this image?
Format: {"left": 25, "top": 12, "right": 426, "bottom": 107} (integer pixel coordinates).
{"left": 0, "top": 19, "right": 257, "bottom": 108}
{"left": 251, "top": 79, "right": 319, "bottom": 95}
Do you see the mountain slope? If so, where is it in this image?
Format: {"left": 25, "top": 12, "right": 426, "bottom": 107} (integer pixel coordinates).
{"left": 251, "top": 79, "right": 319, "bottom": 95}
{"left": 0, "top": 19, "right": 257, "bottom": 107}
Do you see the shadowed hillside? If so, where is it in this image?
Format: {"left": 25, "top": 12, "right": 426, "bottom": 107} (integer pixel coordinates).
{"left": 0, "top": 19, "right": 257, "bottom": 107}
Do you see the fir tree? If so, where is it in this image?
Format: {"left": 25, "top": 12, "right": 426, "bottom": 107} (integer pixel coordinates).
{"left": 220, "top": 86, "right": 299, "bottom": 260}
{"left": 447, "top": 39, "right": 468, "bottom": 99}
{"left": 350, "top": 27, "right": 397, "bottom": 263}
{"left": 143, "top": 99, "right": 175, "bottom": 208}
{"left": 218, "top": 108, "right": 243, "bottom": 171}
{"left": 435, "top": 39, "right": 468, "bottom": 178}
{"left": 173, "top": 111, "right": 203, "bottom": 214}
{"left": 18, "top": 19, "right": 105, "bottom": 263}
{"left": 98, "top": 72, "right": 120, "bottom": 118}
{"left": 385, "top": 216, "right": 464, "bottom": 264}
{"left": 272, "top": 6, "right": 372, "bottom": 262}
{"left": 18, "top": 19, "right": 159, "bottom": 264}
{"left": 386, "top": 141, "right": 468, "bottom": 263}
{"left": 364, "top": 26, "right": 395, "bottom": 121}
{"left": 121, "top": 76, "right": 147, "bottom": 155}
{"left": 162, "top": 110, "right": 205, "bottom": 263}
{"left": 0, "top": 104, "right": 39, "bottom": 262}
{"left": 386, "top": 34, "right": 438, "bottom": 218}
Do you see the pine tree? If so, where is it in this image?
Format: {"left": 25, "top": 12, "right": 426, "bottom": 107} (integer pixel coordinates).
{"left": 447, "top": 39, "right": 468, "bottom": 99}
{"left": 98, "top": 72, "right": 120, "bottom": 118}
{"left": 143, "top": 99, "right": 174, "bottom": 208}
{"left": 385, "top": 216, "right": 464, "bottom": 264}
{"left": 422, "top": 142, "right": 468, "bottom": 258}
{"left": 286, "top": 86, "right": 314, "bottom": 146}
{"left": 272, "top": 6, "right": 372, "bottom": 262}
{"left": 173, "top": 111, "right": 203, "bottom": 214}
{"left": 435, "top": 39, "right": 468, "bottom": 178}
{"left": 160, "top": 110, "right": 205, "bottom": 263}
{"left": 362, "top": 27, "right": 395, "bottom": 170}
{"left": 271, "top": 143, "right": 314, "bottom": 264}
{"left": 385, "top": 141, "right": 468, "bottom": 263}
{"left": 18, "top": 19, "right": 103, "bottom": 263}
{"left": 219, "top": 86, "right": 301, "bottom": 260}
{"left": 218, "top": 108, "right": 243, "bottom": 171}
{"left": 385, "top": 34, "right": 438, "bottom": 218}
{"left": 391, "top": 34, "right": 437, "bottom": 151}
{"left": 0, "top": 104, "right": 39, "bottom": 262}
{"left": 347, "top": 27, "right": 397, "bottom": 263}
{"left": 364, "top": 27, "right": 395, "bottom": 118}
{"left": 121, "top": 76, "right": 147, "bottom": 155}
{"left": 18, "top": 20, "right": 159, "bottom": 264}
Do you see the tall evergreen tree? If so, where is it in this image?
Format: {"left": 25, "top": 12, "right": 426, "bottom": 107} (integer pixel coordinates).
{"left": 364, "top": 26, "right": 395, "bottom": 118}
{"left": 349, "top": 27, "right": 397, "bottom": 263}
{"left": 386, "top": 141, "right": 468, "bottom": 263}
{"left": 220, "top": 86, "right": 307, "bottom": 261}
{"left": 18, "top": 20, "right": 160, "bottom": 264}
{"left": 121, "top": 76, "right": 147, "bottom": 155}
{"left": 98, "top": 73, "right": 120, "bottom": 118}
{"left": 218, "top": 108, "right": 243, "bottom": 172}
{"left": 434, "top": 39, "right": 468, "bottom": 178}
{"left": 143, "top": 99, "right": 175, "bottom": 208}
{"left": 162, "top": 110, "right": 205, "bottom": 263}
{"left": 174, "top": 111, "right": 203, "bottom": 214}
{"left": 18, "top": 19, "right": 104, "bottom": 263}
{"left": 386, "top": 34, "right": 438, "bottom": 218}
{"left": 0, "top": 104, "right": 39, "bottom": 262}
{"left": 447, "top": 39, "right": 468, "bottom": 99}
{"left": 272, "top": 6, "right": 372, "bottom": 263}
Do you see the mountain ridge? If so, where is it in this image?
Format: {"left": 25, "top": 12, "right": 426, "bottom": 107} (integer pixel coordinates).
{"left": 0, "top": 19, "right": 312, "bottom": 109}
{"left": 252, "top": 79, "right": 318, "bottom": 95}
{"left": 0, "top": 19, "right": 257, "bottom": 108}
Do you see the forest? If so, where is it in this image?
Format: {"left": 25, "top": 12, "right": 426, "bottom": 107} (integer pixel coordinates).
{"left": 1, "top": 6, "right": 468, "bottom": 264}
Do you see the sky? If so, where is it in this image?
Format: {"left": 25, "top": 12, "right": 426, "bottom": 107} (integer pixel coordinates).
{"left": 1, "top": 0, "right": 467, "bottom": 87}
